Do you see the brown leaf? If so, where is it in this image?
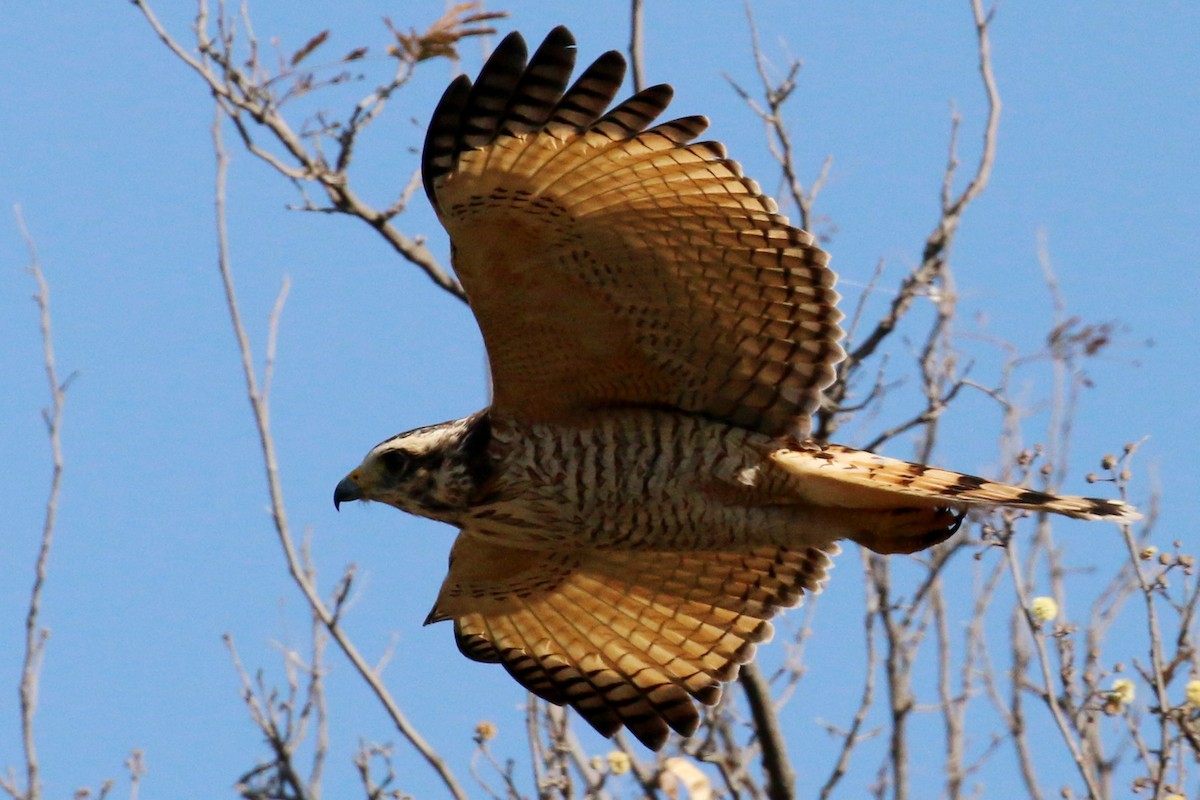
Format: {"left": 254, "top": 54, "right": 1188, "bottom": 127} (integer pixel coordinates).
{"left": 291, "top": 30, "right": 329, "bottom": 66}
{"left": 385, "top": 3, "right": 508, "bottom": 64}
{"left": 343, "top": 47, "right": 368, "bottom": 62}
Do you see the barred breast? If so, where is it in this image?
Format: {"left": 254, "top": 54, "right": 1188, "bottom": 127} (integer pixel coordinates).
{"left": 469, "top": 409, "right": 829, "bottom": 551}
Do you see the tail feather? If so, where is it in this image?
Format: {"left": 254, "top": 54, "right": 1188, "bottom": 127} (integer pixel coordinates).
{"left": 770, "top": 443, "right": 1140, "bottom": 523}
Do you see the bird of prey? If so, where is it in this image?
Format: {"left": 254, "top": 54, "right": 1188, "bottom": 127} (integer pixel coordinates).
{"left": 334, "top": 26, "right": 1138, "bottom": 749}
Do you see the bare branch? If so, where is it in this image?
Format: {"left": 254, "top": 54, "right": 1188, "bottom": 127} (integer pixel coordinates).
{"left": 131, "top": 0, "right": 468, "bottom": 302}
{"left": 817, "top": 0, "right": 1001, "bottom": 442}
{"left": 729, "top": 4, "right": 830, "bottom": 234}
{"left": 933, "top": 580, "right": 964, "bottom": 797}
{"left": 818, "top": 571, "right": 879, "bottom": 799}
{"left": 10, "top": 206, "right": 72, "bottom": 800}
{"left": 1004, "top": 534, "right": 1103, "bottom": 799}
{"left": 738, "top": 663, "right": 794, "bottom": 800}
{"left": 210, "top": 104, "right": 469, "bottom": 800}
{"left": 629, "top": 0, "right": 645, "bottom": 93}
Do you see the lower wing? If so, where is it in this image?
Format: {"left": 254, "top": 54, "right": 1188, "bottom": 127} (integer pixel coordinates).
{"left": 426, "top": 532, "right": 838, "bottom": 749}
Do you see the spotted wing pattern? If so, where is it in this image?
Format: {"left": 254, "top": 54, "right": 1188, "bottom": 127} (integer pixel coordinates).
{"left": 426, "top": 533, "right": 838, "bottom": 749}
{"left": 422, "top": 27, "right": 844, "bottom": 438}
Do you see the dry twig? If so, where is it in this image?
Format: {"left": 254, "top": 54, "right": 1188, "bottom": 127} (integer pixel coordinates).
{"left": 210, "top": 104, "right": 468, "bottom": 799}
{"left": 3, "top": 209, "right": 72, "bottom": 800}
{"left": 131, "top": 0, "right": 492, "bottom": 301}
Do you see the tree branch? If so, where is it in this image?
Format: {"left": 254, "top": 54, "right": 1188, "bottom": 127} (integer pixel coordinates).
{"left": 210, "top": 106, "right": 468, "bottom": 800}
{"left": 628, "top": 0, "right": 645, "bottom": 93}
{"left": 8, "top": 207, "right": 72, "bottom": 800}
{"left": 816, "top": 0, "right": 1001, "bottom": 442}
{"left": 131, "top": 0, "right": 469, "bottom": 303}
{"left": 738, "top": 663, "right": 794, "bottom": 800}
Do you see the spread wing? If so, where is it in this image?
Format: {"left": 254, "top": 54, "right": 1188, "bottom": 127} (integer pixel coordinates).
{"left": 422, "top": 27, "right": 845, "bottom": 438}
{"left": 426, "top": 532, "right": 838, "bottom": 749}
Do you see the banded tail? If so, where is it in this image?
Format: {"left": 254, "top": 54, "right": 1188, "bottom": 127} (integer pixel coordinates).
{"left": 771, "top": 443, "right": 1140, "bottom": 523}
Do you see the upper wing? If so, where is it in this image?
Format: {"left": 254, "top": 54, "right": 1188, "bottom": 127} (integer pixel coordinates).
{"left": 426, "top": 532, "right": 838, "bottom": 749}
{"left": 422, "top": 27, "right": 845, "bottom": 438}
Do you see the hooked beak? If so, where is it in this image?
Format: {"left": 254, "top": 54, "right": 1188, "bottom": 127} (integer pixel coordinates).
{"left": 333, "top": 474, "right": 364, "bottom": 510}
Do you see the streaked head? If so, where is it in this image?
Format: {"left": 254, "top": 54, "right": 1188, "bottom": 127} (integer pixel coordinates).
{"left": 334, "top": 413, "right": 492, "bottom": 522}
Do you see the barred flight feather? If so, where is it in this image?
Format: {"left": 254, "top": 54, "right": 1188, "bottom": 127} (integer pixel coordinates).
{"left": 440, "top": 543, "right": 837, "bottom": 748}
{"left": 421, "top": 27, "right": 844, "bottom": 437}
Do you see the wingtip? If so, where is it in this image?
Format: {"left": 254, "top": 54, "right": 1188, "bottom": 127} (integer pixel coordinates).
{"left": 1107, "top": 502, "right": 1143, "bottom": 524}
{"left": 544, "top": 24, "right": 576, "bottom": 49}
{"left": 494, "top": 29, "right": 529, "bottom": 55}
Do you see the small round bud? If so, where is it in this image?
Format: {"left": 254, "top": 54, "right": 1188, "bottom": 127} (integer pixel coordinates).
{"left": 1186, "top": 679, "right": 1200, "bottom": 707}
{"left": 1101, "top": 454, "right": 1118, "bottom": 470}
{"left": 1085, "top": 473, "right": 1098, "bottom": 484}
{"left": 474, "top": 721, "right": 497, "bottom": 742}
{"left": 1109, "top": 677, "right": 1135, "bottom": 705}
{"left": 1159, "top": 552, "right": 1172, "bottom": 566}
{"left": 606, "top": 751, "right": 632, "bottom": 775}
{"left": 1140, "top": 545, "right": 1157, "bottom": 560}
{"left": 1031, "top": 596, "right": 1058, "bottom": 623}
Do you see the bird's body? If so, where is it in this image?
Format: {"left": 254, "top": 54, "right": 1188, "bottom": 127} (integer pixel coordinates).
{"left": 335, "top": 26, "right": 1138, "bottom": 749}
{"left": 372, "top": 408, "right": 971, "bottom": 553}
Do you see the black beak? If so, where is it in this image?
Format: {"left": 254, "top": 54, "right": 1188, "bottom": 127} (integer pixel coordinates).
{"left": 334, "top": 475, "right": 364, "bottom": 510}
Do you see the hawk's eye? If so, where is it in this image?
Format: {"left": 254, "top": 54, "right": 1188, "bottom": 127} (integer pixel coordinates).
{"left": 379, "top": 450, "right": 414, "bottom": 479}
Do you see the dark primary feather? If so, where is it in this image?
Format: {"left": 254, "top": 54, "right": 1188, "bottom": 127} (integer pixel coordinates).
{"left": 420, "top": 26, "right": 847, "bottom": 438}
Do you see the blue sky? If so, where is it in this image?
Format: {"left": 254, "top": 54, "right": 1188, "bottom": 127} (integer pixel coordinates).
{"left": 2, "top": 2, "right": 1197, "bottom": 797}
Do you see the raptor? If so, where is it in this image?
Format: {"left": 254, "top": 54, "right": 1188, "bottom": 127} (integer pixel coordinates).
{"left": 334, "top": 26, "right": 1138, "bottom": 749}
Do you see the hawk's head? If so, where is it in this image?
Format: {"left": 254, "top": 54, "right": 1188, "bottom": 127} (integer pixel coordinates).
{"left": 334, "top": 412, "right": 492, "bottom": 523}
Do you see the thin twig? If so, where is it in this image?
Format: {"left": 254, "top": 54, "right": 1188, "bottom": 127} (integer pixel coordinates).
{"left": 131, "top": 0, "right": 467, "bottom": 302}
{"left": 211, "top": 106, "right": 468, "bottom": 800}
{"left": 11, "top": 207, "right": 72, "bottom": 800}
{"left": 1004, "top": 535, "right": 1102, "bottom": 799}
{"left": 933, "top": 578, "right": 965, "bottom": 798}
{"left": 816, "top": 0, "right": 1001, "bottom": 442}
{"left": 872, "top": 555, "right": 911, "bottom": 800}
{"left": 818, "top": 569, "right": 880, "bottom": 799}
{"left": 729, "top": 4, "right": 830, "bottom": 234}
{"left": 1120, "top": 519, "right": 1173, "bottom": 796}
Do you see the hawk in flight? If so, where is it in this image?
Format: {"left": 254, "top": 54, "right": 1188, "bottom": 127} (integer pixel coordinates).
{"left": 334, "top": 27, "right": 1138, "bottom": 749}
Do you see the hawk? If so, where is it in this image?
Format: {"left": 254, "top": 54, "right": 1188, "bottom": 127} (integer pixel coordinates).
{"left": 334, "top": 26, "right": 1138, "bottom": 749}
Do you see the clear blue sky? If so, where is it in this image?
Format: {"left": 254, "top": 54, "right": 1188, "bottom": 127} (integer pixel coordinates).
{"left": 2, "top": 2, "right": 1197, "bottom": 797}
